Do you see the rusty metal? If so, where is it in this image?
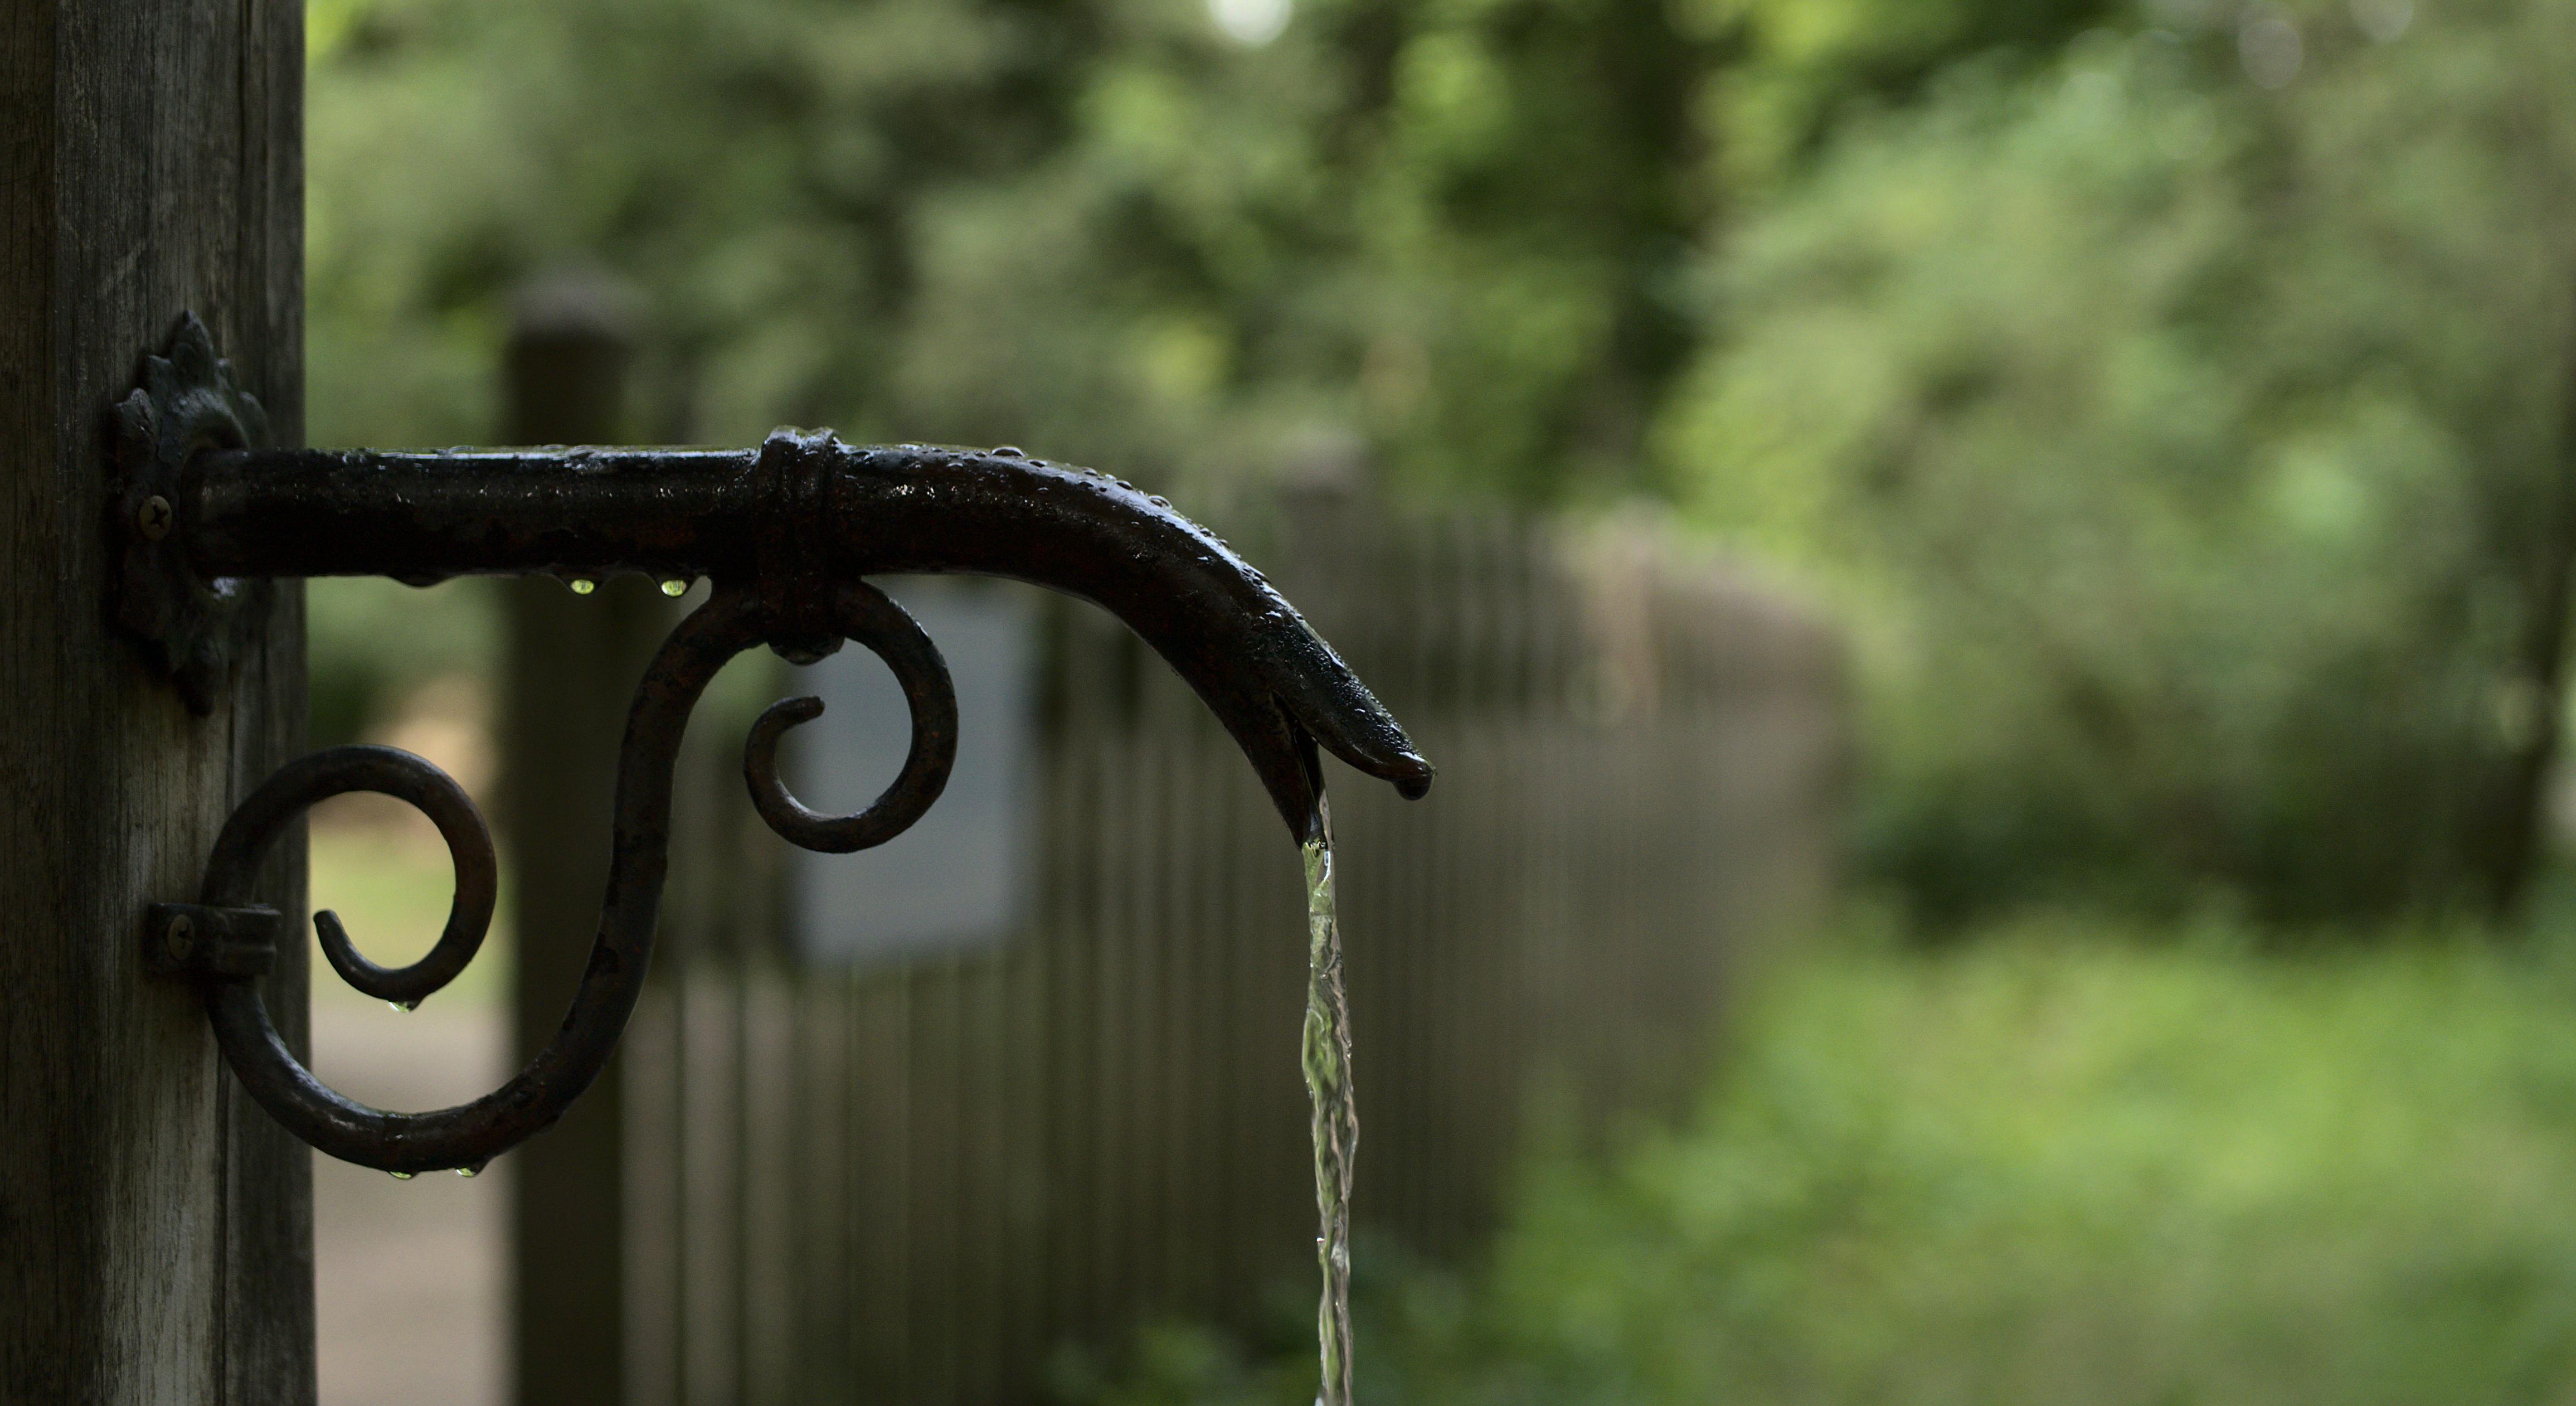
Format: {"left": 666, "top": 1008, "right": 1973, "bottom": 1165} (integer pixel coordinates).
{"left": 120, "top": 313, "right": 1432, "bottom": 1176}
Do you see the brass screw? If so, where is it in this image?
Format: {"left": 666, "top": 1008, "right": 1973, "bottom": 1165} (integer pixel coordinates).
{"left": 137, "top": 495, "right": 173, "bottom": 541}
{"left": 163, "top": 913, "right": 195, "bottom": 962}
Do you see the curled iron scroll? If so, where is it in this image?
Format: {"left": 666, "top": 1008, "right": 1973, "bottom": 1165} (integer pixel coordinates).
{"left": 124, "top": 317, "right": 1435, "bottom": 1177}
{"left": 185, "top": 581, "right": 955, "bottom": 1176}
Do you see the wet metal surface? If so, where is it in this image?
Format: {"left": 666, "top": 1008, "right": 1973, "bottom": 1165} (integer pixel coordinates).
{"left": 118, "top": 313, "right": 1432, "bottom": 1177}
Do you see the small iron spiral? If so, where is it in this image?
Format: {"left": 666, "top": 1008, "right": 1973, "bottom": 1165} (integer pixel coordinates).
{"left": 176, "top": 582, "right": 956, "bottom": 1176}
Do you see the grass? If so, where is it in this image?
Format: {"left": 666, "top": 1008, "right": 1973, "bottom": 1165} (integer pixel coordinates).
{"left": 308, "top": 819, "right": 513, "bottom": 1011}
{"left": 296, "top": 807, "right": 2576, "bottom": 1402}
{"left": 1073, "top": 911, "right": 2576, "bottom": 1406}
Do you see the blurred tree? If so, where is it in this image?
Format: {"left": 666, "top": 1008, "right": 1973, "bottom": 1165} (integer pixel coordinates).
{"left": 307, "top": 576, "right": 495, "bottom": 746}
{"left": 306, "top": 0, "right": 1129, "bottom": 744}
{"left": 307, "top": 0, "right": 2114, "bottom": 505}
{"left": 1311, "top": 0, "right": 1727, "bottom": 501}
{"left": 308, "top": 0, "right": 1114, "bottom": 449}
{"left": 1660, "top": 2, "right": 2576, "bottom": 921}
{"left": 310, "top": 0, "right": 1750, "bottom": 502}
{"left": 313, "top": 0, "right": 2576, "bottom": 924}
{"left": 1694, "top": 0, "right": 2121, "bottom": 185}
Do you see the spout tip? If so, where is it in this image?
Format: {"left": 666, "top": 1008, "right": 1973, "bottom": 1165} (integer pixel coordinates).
{"left": 1348, "top": 737, "right": 1435, "bottom": 801}
{"left": 1289, "top": 694, "right": 1433, "bottom": 803}
{"left": 1258, "top": 715, "right": 1432, "bottom": 842}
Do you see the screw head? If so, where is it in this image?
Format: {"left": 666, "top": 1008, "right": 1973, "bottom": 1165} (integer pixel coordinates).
{"left": 137, "top": 495, "right": 173, "bottom": 541}
{"left": 163, "top": 913, "right": 195, "bottom": 961}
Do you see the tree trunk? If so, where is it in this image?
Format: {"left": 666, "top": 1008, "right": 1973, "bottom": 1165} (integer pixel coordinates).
{"left": 0, "top": 2, "right": 311, "bottom": 1400}
{"left": 2475, "top": 280, "right": 2576, "bottom": 917}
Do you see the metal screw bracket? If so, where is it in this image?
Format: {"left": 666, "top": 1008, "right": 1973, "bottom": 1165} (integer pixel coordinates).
{"left": 119, "top": 313, "right": 1433, "bottom": 1177}
{"left": 142, "top": 903, "right": 279, "bottom": 980}
{"left": 111, "top": 314, "right": 270, "bottom": 714}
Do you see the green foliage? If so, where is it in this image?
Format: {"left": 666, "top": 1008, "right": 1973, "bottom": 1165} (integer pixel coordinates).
{"left": 307, "top": 578, "right": 494, "bottom": 746}
{"left": 304, "top": 0, "right": 1741, "bottom": 733}
{"left": 1691, "top": 0, "right": 2119, "bottom": 185}
{"left": 308, "top": 823, "right": 514, "bottom": 1005}
{"left": 1311, "top": 0, "right": 1719, "bottom": 500}
{"left": 307, "top": 0, "right": 1738, "bottom": 500}
{"left": 309, "top": 0, "right": 1106, "bottom": 450}
{"left": 310, "top": 0, "right": 2576, "bottom": 919}
{"left": 1661, "top": 4, "right": 2576, "bottom": 919}
{"left": 1071, "top": 914, "right": 2576, "bottom": 1405}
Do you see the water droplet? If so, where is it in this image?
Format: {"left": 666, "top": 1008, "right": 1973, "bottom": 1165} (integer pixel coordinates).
{"left": 660, "top": 578, "right": 689, "bottom": 598}
{"left": 1149, "top": 495, "right": 1170, "bottom": 508}
{"left": 454, "top": 1160, "right": 487, "bottom": 1179}
{"left": 386, "top": 1000, "right": 417, "bottom": 1014}
{"left": 389, "top": 1171, "right": 415, "bottom": 1181}
{"left": 991, "top": 445, "right": 1025, "bottom": 458}
{"left": 567, "top": 578, "right": 597, "bottom": 595}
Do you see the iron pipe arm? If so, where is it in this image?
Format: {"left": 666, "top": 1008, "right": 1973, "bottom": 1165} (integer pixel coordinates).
{"left": 182, "top": 433, "right": 1432, "bottom": 834}
{"left": 120, "top": 313, "right": 1431, "bottom": 1176}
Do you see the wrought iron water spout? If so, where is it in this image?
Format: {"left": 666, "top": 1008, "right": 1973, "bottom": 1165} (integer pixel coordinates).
{"left": 120, "top": 314, "right": 1432, "bottom": 1177}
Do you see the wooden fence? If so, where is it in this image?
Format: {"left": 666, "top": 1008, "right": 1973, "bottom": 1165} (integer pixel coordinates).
{"left": 604, "top": 487, "right": 1843, "bottom": 1405}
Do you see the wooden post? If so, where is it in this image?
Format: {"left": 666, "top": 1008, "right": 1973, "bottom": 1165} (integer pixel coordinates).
{"left": 0, "top": 2, "right": 311, "bottom": 1400}
{"left": 501, "top": 275, "right": 662, "bottom": 1406}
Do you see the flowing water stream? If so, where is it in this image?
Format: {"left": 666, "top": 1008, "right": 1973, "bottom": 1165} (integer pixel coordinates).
{"left": 1301, "top": 799, "right": 1357, "bottom": 1406}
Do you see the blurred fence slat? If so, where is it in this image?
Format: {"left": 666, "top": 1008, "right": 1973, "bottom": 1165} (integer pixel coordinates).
{"left": 500, "top": 277, "right": 667, "bottom": 1406}
{"left": 615, "top": 487, "right": 1844, "bottom": 1404}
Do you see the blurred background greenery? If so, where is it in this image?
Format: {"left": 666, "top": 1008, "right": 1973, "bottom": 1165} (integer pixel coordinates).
{"left": 311, "top": 0, "right": 2576, "bottom": 928}
{"left": 303, "top": 0, "right": 2576, "bottom": 1398}
{"left": 1070, "top": 912, "right": 2576, "bottom": 1405}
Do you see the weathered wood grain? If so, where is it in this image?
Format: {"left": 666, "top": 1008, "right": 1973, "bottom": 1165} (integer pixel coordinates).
{"left": 0, "top": 2, "right": 309, "bottom": 1401}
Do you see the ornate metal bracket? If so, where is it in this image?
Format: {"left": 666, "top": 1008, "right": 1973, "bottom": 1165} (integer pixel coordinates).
{"left": 119, "top": 314, "right": 1432, "bottom": 1177}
